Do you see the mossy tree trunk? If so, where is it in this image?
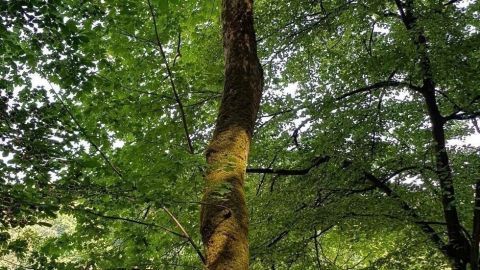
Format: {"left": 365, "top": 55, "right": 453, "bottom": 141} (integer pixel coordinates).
{"left": 200, "top": 0, "right": 263, "bottom": 269}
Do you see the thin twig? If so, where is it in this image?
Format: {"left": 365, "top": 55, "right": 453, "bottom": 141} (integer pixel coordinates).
{"left": 162, "top": 206, "right": 206, "bottom": 264}
{"left": 147, "top": 0, "right": 194, "bottom": 154}
{"left": 173, "top": 31, "right": 182, "bottom": 67}
{"left": 71, "top": 207, "right": 184, "bottom": 238}
{"left": 42, "top": 74, "right": 124, "bottom": 180}
{"left": 256, "top": 154, "right": 278, "bottom": 196}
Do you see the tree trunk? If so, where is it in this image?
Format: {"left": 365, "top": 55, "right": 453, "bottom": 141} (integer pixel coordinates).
{"left": 200, "top": 0, "right": 263, "bottom": 269}
{"left": 472, "top": 181, "right": 480, "bottom": 270}
{"left": 422, "top": 85, "right": 470, "bottom": 270}
{"left": 393, "top": 0, "right": 471, "bottom": 268}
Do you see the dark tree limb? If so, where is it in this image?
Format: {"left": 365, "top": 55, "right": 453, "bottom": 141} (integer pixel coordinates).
{"left": 267, "top": 230, "right": 289, "bottom": 247}
{"left": 443, "top": 0, "right": 463, "bottom": 6}
{"left": 256, "top": 154, "right": 278, "bottom": 195}
{"left": 335, "top": 80, "right": 422, "bottom": 101}
{"left": 363, "top": 172, "right": 450, "bottom": 257}
{"left": 247, "top": 156, "right": 330, "bottom": 175}
{"left": 394, "top": 0, "right": 472, "bottom": 266}
{"left": 444, "top": 111, "right": 480, "bottom": 121}
{"left": 173, "top": 31, "right": 182, "bottom": 67}
{"left": 249, "top": 155, "right": 450, "bottom": 257}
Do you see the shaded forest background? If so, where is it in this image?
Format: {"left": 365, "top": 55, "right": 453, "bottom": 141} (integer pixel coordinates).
{"left": 1, "top": 0, "right": 480, "bottom": 269}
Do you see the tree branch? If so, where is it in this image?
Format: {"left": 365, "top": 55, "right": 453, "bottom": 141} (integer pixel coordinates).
{"left": 443, "top": 0, "right": 463, "bottom": 6}
{"left": 247, "top": 156, "right": 330, "bottom": 175}
{"left": 249, "top": 154, "right": 450, "bottom": 256}
{"left": 335, "top": 80, "right": 421, "bottom": 100}
{"left": 147, "top": 0, "right": 194, "bottom": 154}
{"left": 444, "top": 111, "right": 480, "bottom": 121}
{"left": 71, "top": 207, "right": 185, "bottom": 238}
{"left": 162, "top": 206, "right": 206, "bottom": 264}
{"left": 43, "top": 75, "right": 125, "bottom": 180}
{"left": 363, "top": 172, "right": 450, "bottom": 257}
{"left": 173, "top": 31, "right": 182, "bottom": 67}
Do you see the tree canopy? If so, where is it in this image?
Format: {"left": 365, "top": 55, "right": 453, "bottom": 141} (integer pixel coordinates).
{"left": 1, "top": 0, "right": 480, "bottom": 269}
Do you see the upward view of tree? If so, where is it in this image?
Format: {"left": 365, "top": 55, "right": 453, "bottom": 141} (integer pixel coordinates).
{"left": 1, "top": 0, "right": 479, "bottom": 269}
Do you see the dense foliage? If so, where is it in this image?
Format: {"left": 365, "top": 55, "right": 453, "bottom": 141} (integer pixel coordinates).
{"left": 1, "top": 0, "right": 479, "bottom": 269}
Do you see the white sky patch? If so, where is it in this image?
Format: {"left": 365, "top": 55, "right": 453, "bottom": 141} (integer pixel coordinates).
{"left": 401, "top": 175, "right": 424, "bottom": 186}
{"left": 388, "top": 89, "right": 414, "bottom": 101}
{"left": 455, "top": 0, "right": 475, "bottom": 8}
{"left": 284, "top": 82, "right": 299, "bottom": 97}
{"left": 373, "top": 24, "right": 390, "bottom": 35}
{"left": 112, "top": 139, "right": 125, "bottom": 149}
{"left": 448, "top": 133, "right": 480, "bottom": 148}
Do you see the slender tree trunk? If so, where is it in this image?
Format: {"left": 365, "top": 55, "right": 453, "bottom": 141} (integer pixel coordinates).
{"left": 472, "top": 181, "right": 480, "bottom": 270}
{"left": 422, "top": 84, "right": 470, "bottom": 270}
{"left": 393, "top": 0, "right": 471, "bottom": 268}
{"left": 200, "top": 0, "right": 263, "bottom": 269}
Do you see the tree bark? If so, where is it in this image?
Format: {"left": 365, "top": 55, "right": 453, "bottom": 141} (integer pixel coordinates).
{"left": 200, "top": 0, "right": 263, "bottom": 269}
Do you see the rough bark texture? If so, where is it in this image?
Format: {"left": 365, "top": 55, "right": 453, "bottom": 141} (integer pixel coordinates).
{"left": 200, "top": 0, "right": 263, "bottom": 269}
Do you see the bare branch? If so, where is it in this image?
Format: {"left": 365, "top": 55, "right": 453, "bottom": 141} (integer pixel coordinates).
{"left": 256, "top": 154, "right": 278, "bottom": 195}
{"left": 267, "top": 230, "right": 289, "bottom": 247}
